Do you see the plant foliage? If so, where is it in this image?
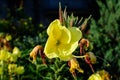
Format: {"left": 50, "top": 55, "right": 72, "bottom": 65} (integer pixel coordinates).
{"left": 87, "top": 0, "right": 120, "bottom": 79}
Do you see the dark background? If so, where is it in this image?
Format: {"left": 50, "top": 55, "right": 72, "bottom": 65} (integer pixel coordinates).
{"left": 0, "top": 0, "right": 100, "bottom": 26}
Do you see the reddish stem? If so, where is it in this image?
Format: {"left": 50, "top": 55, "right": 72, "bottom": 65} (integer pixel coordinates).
{"left": 39, "top": 50, "right": 46, "bottom": 64}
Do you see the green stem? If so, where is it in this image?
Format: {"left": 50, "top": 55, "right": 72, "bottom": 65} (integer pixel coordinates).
{"left": 1, "top": 60, "right": 4, "bottom": 80}
{"left": 17, "top": 75, "right": 20, "bottom": 80}
{"left": 73, "top": 76, "right": 77, "bottom": 80}
{"left": 55, "top": 73, "right": 57, "bottom": 80}
{"left": 96, "top": 56, "right": 110, "bottom": 66}
{"left": 73, "top": 55, "right": 85, "bottom": 58}
{"left": 35, "top": 61, "right": 39, "bottom": 80}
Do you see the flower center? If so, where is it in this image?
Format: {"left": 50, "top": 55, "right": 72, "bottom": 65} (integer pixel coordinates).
{"left": 56, "top": 40, "right": 60, "bottom": 46}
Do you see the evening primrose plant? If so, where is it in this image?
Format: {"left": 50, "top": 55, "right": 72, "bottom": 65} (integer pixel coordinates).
{"left": 28, "top": 3, "right": 111, "bottom": 80}
{"left": 29, "top": 4, "right": 103, "bottom": 80}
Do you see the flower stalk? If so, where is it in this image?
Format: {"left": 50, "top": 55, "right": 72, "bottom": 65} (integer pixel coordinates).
{"left": 73, "top": 55, "right": 85, "bottom": 58}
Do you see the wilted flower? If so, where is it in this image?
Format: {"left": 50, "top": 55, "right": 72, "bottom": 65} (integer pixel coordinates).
{"left": 85, "top": 52, "right": 97, "bottom": 64}
{"left": 44, "top": 19, "right": 82, "bottom": 61}
{"left": 30, "top": 45, "right": 44, "bottom": 63}
{"left": 79, "top": 38, "right": 92, "bottom": 55}
{"left": 69, "top": 58, "right": 84, "bottom": 76}
{"left": 80, "top": 38, "right": 90, "bottom": 48}
{"left": 85, "top": 52, "right": 97, "bottom": 72}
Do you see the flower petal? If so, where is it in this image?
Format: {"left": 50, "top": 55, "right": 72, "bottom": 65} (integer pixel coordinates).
{"left": 58, "top": 42, "right": 78, "bottom": 56}
{"left": 68, "top": 27, "right": 82, "bottom": 42}
{"left": 68, "top": 42, "right": 79, "bottom": 54}
{"left": 44, "top": 37, "right": 58, "bottom": 59}
{"left": 59, "top": 26, "right": 71, "bottom": 44}
{"left": 47, "top": 19, "right": 62, "bottom": 40}
{"left": 57, "top": 49, "right": 73, "bottom": 61}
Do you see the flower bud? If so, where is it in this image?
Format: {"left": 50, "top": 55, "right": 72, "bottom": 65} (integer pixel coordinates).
{"left": 13, "top": 47, "right": 21, "bottom": 57}
{"left": 5, "top": 34, "right": 12, "bottom": 41}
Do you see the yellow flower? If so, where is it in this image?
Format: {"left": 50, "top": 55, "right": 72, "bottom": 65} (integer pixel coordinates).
{"left": 0, "top": 49, "right": 10, "bottom": 61}
{"left": 44, "top": 19, "right": 82, "bottom": 61}
{"left": 8, "top": 64, "right": 24, "bottom": 75}
{"left": 69, "top": 58, "right": 84, "bottom": 75}
{"left": 88, "top": 70, "right": 110, "bottom": 80}
{"left": 88, "top": 73, "right": 102, "bottom": 80}
{"left": 8, "top": 64, "right": 17, "bottom": 74}
{"left": 98, "top": 70, "right": 110, "bottom": 80}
